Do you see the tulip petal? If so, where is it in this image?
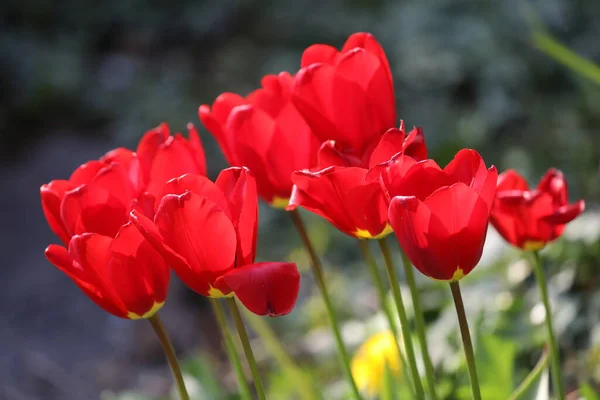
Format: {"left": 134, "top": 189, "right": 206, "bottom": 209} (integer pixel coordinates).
{"left": 61, "top": 163, "right": 133, "bottom": 238}
{"left": 109, "top": 222, "right": 169, "bottom": 317}
{"left": 318, "top": 140, "right": 364, "bottom": 168}
{"left": 542, "top": 199, "right": 585, "bottom": 225}
{"left": 156, "top": 173, "right": 230, "bottom": 218}
{"left": 215, "top": 168, "right": 258, "bottom": 266}
{"left": 218, "top": 262, "right": 300, "bottom": 316}
{"left": 425, "top": 184, "right": 490, "bottom": 277}
{"left": 50, "top": 235, "right": 128, "bottom": 318}
{"left": 496, "top": 169, "right": 530, "bottom": 191}
{"left": 199, "top": 93, "right": 247, "bottom": 164}
{"left": 41, "top": 180, "right": 74, "bottom": 245}
{"left": 301, "top": 44, "right": 340, "bottom": 67}
{"left": 154, "top": 192, "right": 237, "bottom": 295}
{"left": 69, "top": 160, "right": 104, "bottom": 186}
{"left": 368, "top": 128, "right": 408, "bottom": 167}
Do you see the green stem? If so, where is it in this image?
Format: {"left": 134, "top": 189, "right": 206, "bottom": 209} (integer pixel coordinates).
{"left": 242, "top": 307, "right": 318, "bottom": 400}
{"left": 399, "top": 249, "right": 438, "bottom": 400}
{"left": 289, "top": 210, "right": 362, "bottom": 400}
{"left": 148, "top": 313, "right": 190, "bottom": 400}
{"left": 227, "top": 297, "right": 267, "bottom": 400}
{"left": 357, "top": 240, "right": 415, "bottom": 396}
{"left": 377, "top": 239, "right": 425, "bottom": 399}
{"left": 530, "top": 251, "right": 565, "bottom": 400}
{"left": 210, "top": 299, "right": 253, "bottom": 400}
{"left": 507, "top": 347, "right": 549, "bottom": 400}
{"left": 449, "top": 281, "right": 481, "bottom": 400}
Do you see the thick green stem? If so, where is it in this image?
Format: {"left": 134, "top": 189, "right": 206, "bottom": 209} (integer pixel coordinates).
{"left": 530, "top": 251, "right": 565, "bottom": 400}
{"left": 399, "top": 250, "right": 438, "bottom": 400}
{"left": 148, "top": 313, "right": 190, "bottom": 400}
{"left": 210, "top": 299, "right": 253, "bottom": 400}
{"left": 357, "top": 240, "right": 415, "bottom": 395}
{"left": 377, "top": 239, "right": 425, "bottom": 399}
{"left": 289, "top": 210, "right": 362, "bottom": 400}
{"left": 449, "top": 281, "right": 481, "bottom": 400}
{"left": 227, "top": 297, "right": 267, "bottom": 400}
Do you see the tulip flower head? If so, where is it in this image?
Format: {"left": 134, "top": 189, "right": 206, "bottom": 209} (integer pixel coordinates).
{"left": 288, "top": 123, "right": 427, "bottom": 239}
{"left": 200, "top": 72, "right": 320, "bottom": 208}
{"left": 385, "top": 149, "right": 498, "bottom": 281}
{"left": 41, "top": 147, "right": 170, "bottom": 319}
{"left": 131, "top": 167, "right": 301, "bottom": 317}
{"left": 293, "top": 32, "right": 397, "bottom": 157}
{"left": 490, "top": 168, "right": 585, "bottom": 250}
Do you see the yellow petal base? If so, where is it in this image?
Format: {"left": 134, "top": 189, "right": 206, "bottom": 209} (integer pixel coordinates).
{"left": 127, "top": 301, "right": 165, "bottom": 320}
{"left": 270, "top": 196, "right": 290, "bottom": 209}
{"left": 523, "top": 241, "right": 546, "bottom": 251}
{"left": 354, "top": 224, "right": 394, "bottom": 240}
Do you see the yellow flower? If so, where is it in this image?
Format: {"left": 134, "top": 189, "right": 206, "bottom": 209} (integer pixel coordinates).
{"left": 351, "top": 331, "right": 403, "bottom": 397}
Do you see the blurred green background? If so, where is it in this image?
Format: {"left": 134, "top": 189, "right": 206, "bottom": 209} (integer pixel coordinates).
{"left": 1, "top": 0, "right": 599, "bottom": 399}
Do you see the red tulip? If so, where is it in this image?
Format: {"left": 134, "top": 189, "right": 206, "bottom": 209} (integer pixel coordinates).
{"left": 199, "top": 72, "right": 320, "bottom": 208}
{"left": 45, "top": 223, "right": 169, "bottom": 319}
{"left": 131, "top": 168, "right": 300, "bottom": 316}
{"left": 317, "top": 121, "right": 427, "bottom": 169}
{"left": 490, "top": 169, "right": 585, "bottom": 250}
{"left": 41, "top": 148, "right": 143, "bottom": 244}
{"left": 292, "top": 32, "right": 396, "bottom": 157}
{"left": 287, "top": 124, "right": 426, "bottom": 239}
{"left": 137, "top": 122, "right": 207, "bottom": 197}
{"left": 41, "top": 148, "right": 169, "bottom": 319}
{"left": 386, "top": 149, "right": 498, "bottom": 281}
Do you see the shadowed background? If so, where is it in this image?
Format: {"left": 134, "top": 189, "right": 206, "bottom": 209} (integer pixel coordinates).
{"left": 1, "top": 0, "right": 599, "bottom": 399}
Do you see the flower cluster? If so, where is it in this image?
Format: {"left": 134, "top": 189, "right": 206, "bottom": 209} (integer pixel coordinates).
{"left": 40, "top": 31, "right": 586, "bottom": 400}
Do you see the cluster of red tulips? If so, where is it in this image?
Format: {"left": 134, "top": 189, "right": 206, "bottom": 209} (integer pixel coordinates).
{"left": 41, "top": 32, "right": 585, "bottom": 400}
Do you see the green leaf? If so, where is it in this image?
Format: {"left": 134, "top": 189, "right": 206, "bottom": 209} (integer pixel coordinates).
{"left": 580, "top": 382, "right": 600, "bottom": 400}
{"left": 476, "top": 334, "right": 516, "bottom": 400}
{"left": 508, "top": 350, "right": 550, "bottom": 400}
{"left": 532, "top": 31, "right": 600, "bottom": 86}
{"left": 381, "top": 360, "right": 397, "bottom": 400}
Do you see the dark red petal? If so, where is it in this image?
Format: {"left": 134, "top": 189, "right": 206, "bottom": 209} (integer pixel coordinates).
{"left": 154, "top": 192, "right": 237, "bottom": 295}
{"left": 109, "top": 222, "right": 169, "bottom": 317}
{"left": 497, "top": 169, "right": 530, "bottom": 192}
{"left": 542, "top": 199, "right": 585, "bottom": 225}
{"left": 218, "top": 262, "right": 300, "bottom": 316}
{"left": 41, "top": 180, "right": 74, "bottom": 245}
{"left": 156, "top": 173, "right": 230, "bottom": 218}
{"left": 301, "top": 44, "right": 340, "bottom": 67}
{"left": 215, "top": 167, "right": 258, "bottom": 266}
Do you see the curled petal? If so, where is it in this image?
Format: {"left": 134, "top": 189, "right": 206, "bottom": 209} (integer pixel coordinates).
{"left": 542, "top": 199, "right": 585, "bottom": 225}
{"left": 156, "top": 173, "right": 230, "bottom": 217}
{"left": 218, "top": 262, "right": 300, "bottom": 316}
{"left": 215, "top": 167, "right": 258, "bottom": 266}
